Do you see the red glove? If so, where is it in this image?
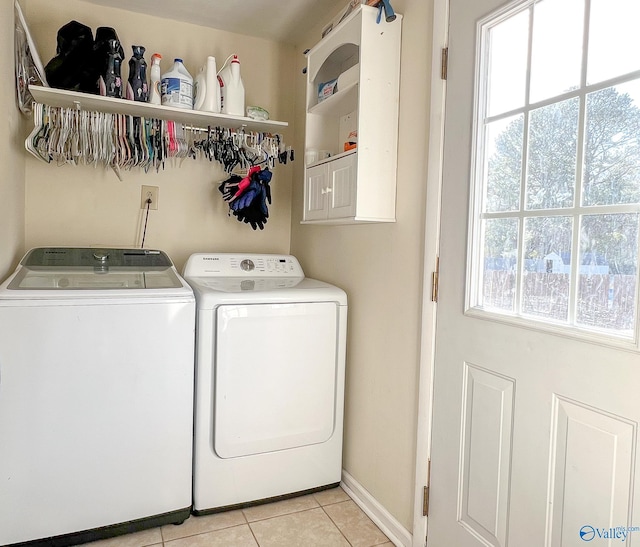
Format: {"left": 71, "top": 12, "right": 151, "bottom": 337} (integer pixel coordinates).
{"left": 231, "top": 166, "right": 262, "bottom": 200}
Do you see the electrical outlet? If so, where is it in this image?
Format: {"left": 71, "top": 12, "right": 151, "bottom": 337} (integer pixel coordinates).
{"left": 141, "top": 185, "right": 159, "bottom": 210}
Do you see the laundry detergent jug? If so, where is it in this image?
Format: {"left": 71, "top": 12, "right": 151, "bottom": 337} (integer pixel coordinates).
{"left": 161, "top": 58, "right": 193, "bottom": 109}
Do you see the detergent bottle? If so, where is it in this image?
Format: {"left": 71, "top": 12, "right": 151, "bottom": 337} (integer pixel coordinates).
{"left": 193, "top": 65, "right": 206, "bottom": 110}
{"left": 218, "top": 54, "right": 245, "bottom": 116}
{"left": 194, "top": 56, "right": 221, "bottom": 112}
{"left": 204, "top": 56, "right": 221, "bottom": 113}
{"left": 161, "top": 58, "right": 193, "bottom": 109}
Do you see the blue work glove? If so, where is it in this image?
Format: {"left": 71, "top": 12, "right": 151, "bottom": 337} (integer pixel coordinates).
{"left": 230, "top": 178, "right": 261, "bottom": 211}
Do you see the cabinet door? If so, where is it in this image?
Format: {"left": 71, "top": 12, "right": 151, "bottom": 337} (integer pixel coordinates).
{"left": 328, "top": 153, "right": 357, "bottom": 220}
{"left": 304, "top": 164, "right": 329, "bottom": 221}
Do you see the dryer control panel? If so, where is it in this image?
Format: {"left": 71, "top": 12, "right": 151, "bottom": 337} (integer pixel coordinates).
{"left": 183, "top": 254, "right": 304, "bottom": 278}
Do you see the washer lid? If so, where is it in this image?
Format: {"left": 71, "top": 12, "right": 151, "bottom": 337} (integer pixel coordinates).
{"left": 5, "top": 248, "right": 184, "bottom": 290}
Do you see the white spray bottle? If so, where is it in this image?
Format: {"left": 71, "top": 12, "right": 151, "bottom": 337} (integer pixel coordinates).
{"left": 148, "top": 53, "right": 162, "bottom": 104}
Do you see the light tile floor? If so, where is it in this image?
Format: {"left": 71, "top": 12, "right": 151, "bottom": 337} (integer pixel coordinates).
{"left": 81, "top": 487, "right": 392, "bottom": 547}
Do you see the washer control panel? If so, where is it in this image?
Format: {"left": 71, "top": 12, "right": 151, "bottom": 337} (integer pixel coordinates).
{"left": 183, "top": 254, "right": 304, "bottom": 278}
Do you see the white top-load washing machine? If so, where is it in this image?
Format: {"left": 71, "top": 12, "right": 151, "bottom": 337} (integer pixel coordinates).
{"left": 0, "top": 248, "right": 195, "bottom": 547}
{"left": 183, "top": 253, "right": 347, "bottom": 513}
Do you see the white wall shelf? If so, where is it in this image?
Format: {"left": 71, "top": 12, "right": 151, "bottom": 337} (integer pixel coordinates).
{"left": 29, "top": 85, "right": 288, "bottom": 133}
{"left": 302, "top": 5, "right": 402, "bottom": 225}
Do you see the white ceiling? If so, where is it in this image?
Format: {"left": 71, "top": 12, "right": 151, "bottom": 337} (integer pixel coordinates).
{"left": 81, "top": 0, "right": 348, "bottom": 45}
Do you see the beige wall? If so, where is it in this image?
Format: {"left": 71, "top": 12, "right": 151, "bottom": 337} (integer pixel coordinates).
{"left": 291, "top": 0, "right": 433, "bottom": 530}
{"left": 0, "top": 2, "right": 26, "bottom": 279}
{"left": 22, "top": 0, "right": 296, "bottom": 270}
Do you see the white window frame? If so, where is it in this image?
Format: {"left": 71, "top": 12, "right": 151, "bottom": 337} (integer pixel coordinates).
{"left": 465, "top": 0, "right": 640, "bottom": 351}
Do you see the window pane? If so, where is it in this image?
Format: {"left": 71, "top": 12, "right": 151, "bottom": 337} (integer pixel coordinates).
{"left": 530, "top": 0, "right": 584, "bottom": 103}
{"left": 481, "top": 218, "right": 519, "bottom": 311}
{"left": 582, "top": 81, "right": 640, "bottom": 206}
{"left": 486, "top": 10, "right": 529, "bottom": 117}
{"left": 526, "top": 98, "right": 578, "bottom": 210}
{"left": 522, "top": 216, "right": 573, "bottom": 321}
{"left": 577, "top": 214, "right": 638, "bottom": 333}
{"left": 472, "top": 1, "right": 640, "bottom": 341}
{"left": 485, "top": 115, "right": 523, "bottom": 212}
{"left": 588, "top": 0, "right": 640, "bottom": 85}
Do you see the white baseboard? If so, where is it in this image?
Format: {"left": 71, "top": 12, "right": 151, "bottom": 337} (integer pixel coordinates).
{"left": 341, "top": 470, "right": 413, "bottom": 547}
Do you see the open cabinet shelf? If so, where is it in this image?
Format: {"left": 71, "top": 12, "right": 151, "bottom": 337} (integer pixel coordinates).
{"left": 302, "top": 5, "right": 402, "bottom": 224}
{"left": 308, "top": 82, "right": 359, "bottom": 117}
{"left": 29, "top": 85, "right": 288, "bottom": 132}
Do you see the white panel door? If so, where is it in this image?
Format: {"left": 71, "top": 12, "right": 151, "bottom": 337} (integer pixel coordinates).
{"left": 215, "top": 302, "right": 338, "bottom": 458}
{"left": 429, "top": 0, "right": 640, "bottom": 546}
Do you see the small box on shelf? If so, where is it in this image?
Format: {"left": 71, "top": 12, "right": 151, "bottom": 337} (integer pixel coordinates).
{"left": 318, "top": 79, "right": 338, "bottom": 103}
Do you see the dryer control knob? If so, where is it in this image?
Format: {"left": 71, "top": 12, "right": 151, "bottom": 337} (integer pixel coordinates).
{"left": 93, "top": 251, "right": 109, "bottom": 263}
{"left": 240, "top": 259, "right": 255, "bottom": 272}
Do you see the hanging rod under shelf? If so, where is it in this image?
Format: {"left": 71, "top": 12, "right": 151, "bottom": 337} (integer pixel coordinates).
{"left": 28, "top": 85, "right": 288, "bottom": 133}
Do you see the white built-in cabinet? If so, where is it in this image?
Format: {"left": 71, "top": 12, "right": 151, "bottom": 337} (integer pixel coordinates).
{"left": 303, "top": 4, "right": 402, "bottom": 224}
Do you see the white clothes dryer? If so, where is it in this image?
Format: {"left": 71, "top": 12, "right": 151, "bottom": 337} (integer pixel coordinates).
{"left": 0, "top": 248, "right": 195, "bottom": 547}
{"left": 183, "top": 253, "right": 347, "bottom": 513}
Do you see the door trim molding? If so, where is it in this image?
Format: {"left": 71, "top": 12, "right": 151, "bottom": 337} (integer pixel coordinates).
{"left": 341, "top": 471, "right": 412, "bottom": 547}
{"left": 413, "top": 0, "right": 450, "bottom": 545}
